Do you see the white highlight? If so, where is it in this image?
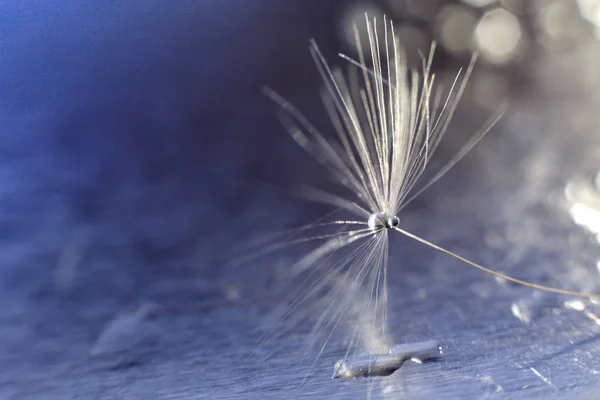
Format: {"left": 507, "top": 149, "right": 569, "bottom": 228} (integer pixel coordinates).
{"left": 570, "top": 202, "right": 600, "bottom": 243}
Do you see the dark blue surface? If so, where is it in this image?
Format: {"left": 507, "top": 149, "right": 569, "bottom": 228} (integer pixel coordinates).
{"left": 2, "top": 1, "right": 600, "bottom": 399}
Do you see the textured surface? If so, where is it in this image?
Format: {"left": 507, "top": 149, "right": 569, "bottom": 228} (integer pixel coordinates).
{"left": 2, "top": 1, "right": 600, "bottom": 399}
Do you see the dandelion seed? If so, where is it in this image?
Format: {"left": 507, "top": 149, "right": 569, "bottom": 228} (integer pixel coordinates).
{"left": 248, "top": 13, "right": 600, "bottom": 377}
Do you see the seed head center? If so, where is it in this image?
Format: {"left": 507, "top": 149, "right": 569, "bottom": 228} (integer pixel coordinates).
{"left": 368, "top": 212, "right": 400, "bottom": 232}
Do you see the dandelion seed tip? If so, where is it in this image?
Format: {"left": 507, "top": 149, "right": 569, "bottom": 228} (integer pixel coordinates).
{"left": 368, "top": 212, "right": 400, "bottom": 232}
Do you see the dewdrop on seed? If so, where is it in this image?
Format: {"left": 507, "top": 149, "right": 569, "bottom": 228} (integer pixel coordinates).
{"left": 255, "top": 13, "right": 600, "bottom": 378}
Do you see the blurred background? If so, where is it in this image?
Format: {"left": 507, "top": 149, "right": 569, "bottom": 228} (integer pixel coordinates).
{"left": 2, "top": 0, "right": 600, "bottom": 398}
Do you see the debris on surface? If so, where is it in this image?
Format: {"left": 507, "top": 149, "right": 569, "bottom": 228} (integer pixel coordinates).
{"left": 332, "top": 340, "right": 441, "bottom": 379}
{"left": 89, "top": 303, "right": 159, "bottom": 369}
